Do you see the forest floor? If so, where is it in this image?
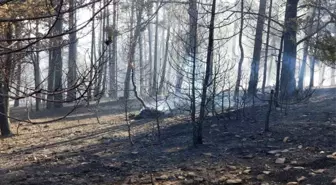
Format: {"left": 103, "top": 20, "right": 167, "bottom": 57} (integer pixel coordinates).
{"left": 0, "top": 89, "right": 336, "bottom": 185}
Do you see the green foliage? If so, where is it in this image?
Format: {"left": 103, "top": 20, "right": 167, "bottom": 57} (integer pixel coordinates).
{"left": 311, "top": 31, "right": 336, "bottom": 68}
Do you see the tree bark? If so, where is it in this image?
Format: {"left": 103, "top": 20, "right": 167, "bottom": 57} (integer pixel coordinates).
{"left": 94, "top": 1, "right": 106, "bottom": 98}
{"left": 124, "top": 0, "right": 144, "bottom": 99}
{"left": 131, "top": 0, "right": 146, "bottom": 108}
{"left": 248, "top": 0, "right": 267, "bottom": 95}
{"left": 67, "top": 0, "right": 77, "bottom": 101}
{"left": 152, "top": 0, "right": 160, "bottom": 95}
{"left": 158, "top": 26, "right": 170, "bottom": 94}
{"left": 198, "top": 0, "right": 216, "bottom": 146}
{"left": 234, "top": 0, "right": 245, "bottom": 98}
{"left": 101, "top": 0, "right": 108, "bottom": 97}
{"left": 231, "top": 0, "right": 240, "bottom": 58}
{"left": 14, "top": 64, "right": 21, "bottom": 107}
{"left": 0, "top": 83, "right": 11, "bottom": 136}
{"left": 147, "top": 2, "right": 153, "bottom": 91}
{"left": 332, "top": 22, "right": 336, "bottom": 86}
{"left": 0, "top": 23, "right": 13, "bottom": 136}
{"left": 139, "top": 34, "right": 145, "bottom": 97}
{"left": 88, "top": 1, "right": 96, "bottom": 101}
{"left": 34, "top": 20, "right": 41, "bottom": 111}
{"left": 53, "top": 7, "right": 64, "bottom": 108}
{"left": 175, "top": 1, "right": 197, "bottom": 94}
{"left": 280, "top": 0, "right": 299, "bottom": 98}
{"left": 109, "top": 0, "right": 118, "bottom": 99}
{"left": 267, "top": 36, "right": 277, "bottom": 85}
{"left": 261, "top": 0, "right": 273, "bottom": 93}
{"left": 47, "top": 19, "right": 55, "bottom": 109}
{"left": 187, "top": 0, "right": 198, "bottom": 146}
{"left": 13, "top": 23, "right": 22, "bottom": 107}
{"left": 123, "top": 1, "right": 135, "bottom": 99}
{"left": 275, "top": 34, "right": 284, "bottom": 105}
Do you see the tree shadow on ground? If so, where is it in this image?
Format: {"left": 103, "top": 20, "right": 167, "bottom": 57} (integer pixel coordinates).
{"left": 1, "top": 97, "right": 336, "bottom": 185}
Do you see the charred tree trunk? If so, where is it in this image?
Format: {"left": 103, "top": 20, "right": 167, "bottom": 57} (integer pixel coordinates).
{"left": 109, "top": 0, "right": 118, "bottom": 99}
{"left": 267, "top": 36, "right": 277, "bottom": 85}
{"left": 139, "top": 34, "right": 145, "bottom": 97}
{"left": 124, "top": 0, "right": 145, "bottom": 101}
{"left": 88, "top": 1, "right": 96, "bottom": 101}
{"left": 280, "top": 0, "right": 299, "bottom": 98}
{"left": 261, "top": 0, "right": 273, "bottom": 93}
{"left": 158, "top": 26, "right": 170, "bottom": 95}
{"left": 275, "top": 34, "right": 284, "bottom": 106}
{"left": 187, "top": 0, "right": 199, "bottom": 146}
{"left": 101, "top": 1, "right": 108, "bottom": 97}
{"left": 234, "top": 0, "right": 245, "bottom": 99}
{"left": 53, "top": 9, "right": 64, "bottom": 108}
{"left": 123, "top": 1, "right": 135, "bottom": 99}
{"left": 231, "top": 0, "right": 240, "bottom": 57}
{"left": 330, "top": 19, "right": 336, "bottom": 86}
{"left": 0, "top": 23, "right": 13, "bottom": 136}
{"left": 34, "top": 20, "right": 41, "bottom": 111}
{"left": 198, "top": 0, "right": 216, "bottom": 146}
{"left": 47, "top": 20, "right": 55, "bottom": 109}
{"left": 14, "top": 23, "right": 22, "bottom": 108}
{"left": 147, "top": 2, "right": 153, "bottom": 91}
{"left": 94, "top": 1, "right": 106, "bottom": 98}
{"left": 67, "top": 0, "right": 77, "bottom": 101}
{"left": 102, "top": 53, "right": 108, "bottom": 95}
{"left": 0, "top": 83, "right": 11, "bottom": 136}
{"left": 14, "top": 64, "right": 21, "bottom": 107}
{"left": 152, "top": 0, "right": 160, "bottom": 95}
{"left": 248, "top": 0, "right": 267, "bottom": 96}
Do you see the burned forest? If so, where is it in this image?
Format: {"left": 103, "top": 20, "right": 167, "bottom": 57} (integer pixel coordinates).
{"left": 0, "top": 0, "right": 336, "bottom": 184}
